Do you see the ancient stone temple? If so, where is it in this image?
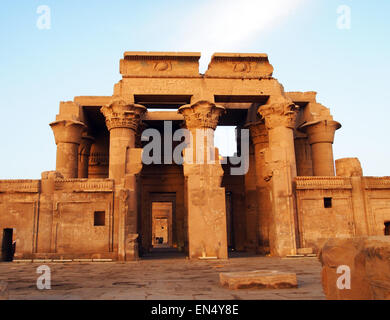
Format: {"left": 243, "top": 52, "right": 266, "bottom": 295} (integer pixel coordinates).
{"left": 1, "top": 52, "right": 390, "bottom": 262}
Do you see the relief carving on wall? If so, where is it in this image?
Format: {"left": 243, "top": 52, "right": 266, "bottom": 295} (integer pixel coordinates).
{"left": 153, "top": 61, "right": 171, "bottom": 72}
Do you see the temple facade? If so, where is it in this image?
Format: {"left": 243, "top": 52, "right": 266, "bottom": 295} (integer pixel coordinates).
{"left": 1, "top": 52, "right": 390, "bottom": 261}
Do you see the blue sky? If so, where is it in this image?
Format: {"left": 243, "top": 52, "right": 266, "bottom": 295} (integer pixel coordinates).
{"left": 0, "top": 0, "right": 389, "bottom": 178}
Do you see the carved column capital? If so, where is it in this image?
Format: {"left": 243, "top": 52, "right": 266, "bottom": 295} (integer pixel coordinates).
{"left": 245, "top": 121, "right": 268, "bottom": 145}
{"left": 178, "top": 100, "right": 225, "bottom": 130}
{"left": 49, "top": 119, "right": 86, "bottom": 145}
{"left": 258, "top": 101, "right": 299, "bottom": 130}
{"left": 299, "top": 119, "right": 341, "bottom": 145}
{"left": 100, "top": 98, "right": 147, "bottom": 131}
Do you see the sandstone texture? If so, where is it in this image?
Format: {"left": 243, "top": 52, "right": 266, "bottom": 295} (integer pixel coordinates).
{"left": 220, "top": 270, "right": 298, "bottom": 290}
{"left": 0, "top": 52, "right": 389, "bottom": 264}
{"left": 319, "top": 236, "right": 390, "bottom": 300}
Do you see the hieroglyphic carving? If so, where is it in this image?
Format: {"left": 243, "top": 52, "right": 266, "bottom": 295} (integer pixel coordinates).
{"left": 54, "top": 179, "right": 114, "bottom": 192}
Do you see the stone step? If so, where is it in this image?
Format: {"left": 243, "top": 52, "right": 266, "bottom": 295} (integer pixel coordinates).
{"left": 220, "top": 270, "right": 298, "bottom": 290}
{"left": 297, "top": 248, "right": 313, "bottom": 255}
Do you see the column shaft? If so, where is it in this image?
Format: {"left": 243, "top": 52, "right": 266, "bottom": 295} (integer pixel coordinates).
{"left": 56, "top": 142, "right": 79, "bottom": 178}
{"left": 311, "top": 142, "right": 335, "bottom": 176}
{"left": 300, "top": 120, "right": 341, "bottom": 176}
{"left": 179, "top": 101, "right": 228, "bottom": 259}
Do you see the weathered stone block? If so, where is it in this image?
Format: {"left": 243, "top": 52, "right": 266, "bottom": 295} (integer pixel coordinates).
{"left": 219, "top": 270, "right": 298, "bottom": 289}
{"left": 319, "top": 237, "right": 390, "bottom": 300}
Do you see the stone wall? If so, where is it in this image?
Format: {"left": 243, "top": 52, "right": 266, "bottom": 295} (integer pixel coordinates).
{"left": 0, "top": 176, "right": 115, "bottom": 260}
{"left": 295, "top": 175, "right": 390, "bottom": 252}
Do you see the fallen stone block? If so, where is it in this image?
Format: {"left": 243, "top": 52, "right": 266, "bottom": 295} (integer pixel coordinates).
{"left": 220, "top": 270, "right": 298, "bottom": 290}
{"left": 319, "top": 236, "right": 390, "bottom": 300}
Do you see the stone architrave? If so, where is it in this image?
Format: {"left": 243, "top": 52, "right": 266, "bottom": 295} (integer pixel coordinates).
{"left": 178, "top": 101, "right": 228, "bottom": 259}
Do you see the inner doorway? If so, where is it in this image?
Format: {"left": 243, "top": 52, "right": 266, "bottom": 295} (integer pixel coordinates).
{"left": 1, "top": 228, "right": 14, "bottom": 262}
{"left": 152, "top": 202, "right": 173, "bottom": 248}
{"left": 385, "top": 222, "right": 390, "bottom": 236}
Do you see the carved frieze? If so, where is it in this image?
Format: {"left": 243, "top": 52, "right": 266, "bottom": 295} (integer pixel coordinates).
{"left": 363, "top": 177, "right": 390, "bottom": 190}
{"left": 0, "top": 180, "right": 40, "bottom": 193}
{"left": 54, "top": 179, "right": 114, "bottom": 192}
{"left": 295, "top": 176, "right": 352, "bottom": 190}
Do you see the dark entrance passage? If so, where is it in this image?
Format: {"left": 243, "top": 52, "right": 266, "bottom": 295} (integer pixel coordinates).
{"left": 1, "top": 229, "right": 14, "bottom": 262}
{"left": 385, "top": 222, "right": 390, "bottom": 236}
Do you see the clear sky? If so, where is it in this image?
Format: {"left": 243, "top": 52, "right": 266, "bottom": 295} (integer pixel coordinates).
{"left": 0, "top": 0, "right": 389, "bottom": 178}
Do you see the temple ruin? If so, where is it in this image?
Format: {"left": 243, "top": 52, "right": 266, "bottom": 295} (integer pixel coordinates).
{"left": 1, "top": 52, "right": 390, "bottom": 262}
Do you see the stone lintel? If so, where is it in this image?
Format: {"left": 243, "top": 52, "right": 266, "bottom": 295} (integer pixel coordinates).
{"left": 205, "top": 52, "right": 273, "bottom": 79}
{"left": 56, "top": 101, "right": 82, "bottom": 122}
{"left": 74, "top": 96, "right": 112, "bottom": 107}
{"left": 120, "top": 51, "right": 201, "bottom": 78}
{"left": 286, "top": 91, "right": 317, "bottom": 104}
{"left": 143, "top": 111, "right": 184, "bottom": 121}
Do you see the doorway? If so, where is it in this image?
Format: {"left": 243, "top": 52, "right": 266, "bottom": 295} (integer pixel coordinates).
{"left": 152, "top": 202, "right": 173, "bottom": 248}
{"left": 1, "top": 229, "right": 14, "bottom": 262}
{"left": 385, "top": 222, "right": 390, "bottom": 236}
{"left": 226, "top": 191, "right": 235, "bottom": 250}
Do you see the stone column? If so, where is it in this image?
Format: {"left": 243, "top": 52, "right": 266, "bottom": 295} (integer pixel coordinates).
{"left": 50, "top": 120, "right": 86, "bottom": 178}
{"left": 300, "top": 120, "right": 341, "bottom": 176}
{"left": 178, "top": 101, "right": 228, "bottom": 259}
{"left": 258, "top": 100, "right": 299, "bottom": 256}
{"left": 101, "top": 98, "right": 146, "bottom": 261}
{"left": 246, "top": 121, "right": 272, "bottom": 254}
{"left": 78, "top": 134, "right": 95, "bottom": 178}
